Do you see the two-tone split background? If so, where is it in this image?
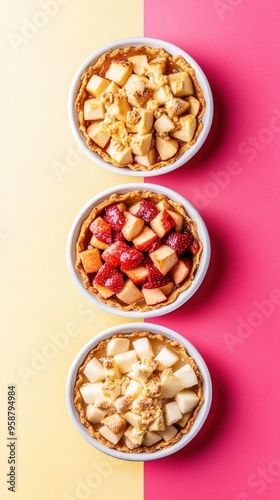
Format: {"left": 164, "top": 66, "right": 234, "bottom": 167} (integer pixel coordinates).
{"left": 1, "top": 1, "right": 280, "bottom": 499}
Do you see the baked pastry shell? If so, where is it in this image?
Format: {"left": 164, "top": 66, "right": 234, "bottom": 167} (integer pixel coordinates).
{"left": 66, "top": 183, "right": 211, "bottom": 318}
{"left": 68, "top": 37, "right": 213, "bottom": 177}
{"left": 66, "top": 322, "right": 212, "bottom": 461}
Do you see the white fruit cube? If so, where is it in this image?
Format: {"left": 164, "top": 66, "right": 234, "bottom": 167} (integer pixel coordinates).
{"left": 122, "top": 211, "right": 145, "bottom": 240}
{"left": 159, "top": 425, "right": 178, "bottom": 442}
{"left": 126, "top": 108, "right": 154, "bottom": 134}
{"left": 155, "top": 347, "right": 179, "bottom": 369}
{"left": 166, "top": 210, "right": 184, "bottom": 232}
{"left": 124, "top": 380, "right": 142, "bottom": 398}
{"left": 149, "top": 211, "right": 175, "bottom": 237}
{"left": 124, "top": 411, "right": 142, "bottom": 428}
{"left": 86, "top": 404, "right": 107, "bottom": 424}
{"left": 105, "top": 60, "right": 132, "bottom": 86}
{"left": 160, "top": 371, "right": 185, "bottom": 398}
{"left": 171, "top": 114, "right": 197, "bottom": 142}
{"left": 155, "top": 136, "right": 179, "bottom": 161}
{"left": 132, "top": 337, "right": 154, "bottom": 359}
{"left": 156, "top": 199, "right": 171, "bottom": 212}
{"left": 80, "top": 383, "right": 103, "bottom": 404}
{"left": 99, "top": 425, "right": 125, "bottom": 445}
{"left": 132, "top": 226, "right": 157, "bottom": 249}
{"left": 165, "top": 98, "right": 190, "bottom": 117}
{"left": 128, "top": 360, "right": 155, "bottom": 383}
{"left": 186, "top": 95, "right": 200, "bottom": 116}
{"left": 105, "top": 94, "right": 131, "bottom": 122}
{"left": 107, "top": 140, "right": 133, "bottom": 166}
{"left": 125, "top": 265, "right": 149, "bottom": 286}
{"left": 168, "top": 71, "right": 194, "bottom": 97}
{"left": 84, "top": 98, "right": 105, "bottom": 120}
{"left": 104, "top": 81, "right": 120, "bottom": 94}
{"left": 79, "top": 248, "right": 102, "bottom": 274}
{"left": 124, "top": 426, "right": 145, "bottom": 448}
{"left": 128, "top": 201, "right": 141, "bottom": 215}
{"left": 86, "top": 74, "right": 110, "bottom": 97}
{"left": 83, "top": 357, "right": 105, "bottom": 383}
{"left": 114, "top": 396, "right": 132, "bottom": 414}
{"left": 106, "top": 337, "right": 130, "bottom": 356}
{"left": 116, "top": 279, "right": 144, "bottom": 305}
{"left": 173, "top": 364, "right": 198, "bottom": 388}
{"left": 129, "top": 133, "right": 152, "bottom": 156}
{"left": 87, "top": 122, "right": 110, "bottom": 148}
{"left": 150, "top": 244, "right": 178, "bottom": 275}
{"left": 94, "top": 283, "right": 115, "bottom": 299}
{"left": 142, "top": 431, "right": 162, "bottom": 447}
{"left": 177, "top": 412, "right": 192, "bottom": 427}
{"left": 154, "top": 113, "right": 175, "bottom": 134}
{"left": 159, "top": 281, "right": 174, "bottom": 296}
{"left": 134, "top": 147, "right": 158, "bottom": 167}
{"left": 152, "top": 84, "right": 173, "bottom": 104}
{"left": 165, "top": 401, "right": 182, "bottom": 426}
{"left": 116, "top": 201, "right": 127, "bottom": 212}
{"left": 124, "top": 74, "right": 151, "bottom": 107}
{"left": 101, "top": 413, "right": 127, "bottom": 434}
{"left": 175, "top": 389, "right": 200, "bottom": 414}
{"left": 113, "top": 350, "right": 138, "bottom": 373}
{"left": 90, "top": 234, "right": 109, "bottom": 250}
{"left": 169, "top": 260, "right": 190, "bottom": 285}
{"left": 142, "top": 287, "right": 167, "bottom": 306}
{"left": 128, "top": 54, "right": 148, "bottom": 75}
{"left": 148, "top": 415, "right": 165, "bottom": 432}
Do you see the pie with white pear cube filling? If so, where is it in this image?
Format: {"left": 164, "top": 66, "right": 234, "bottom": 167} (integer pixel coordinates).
{"left": 75, "top": 190, "right": 202, "bottom": 312}
{"left": 75, "top": 45, "right": 205, "bottom": 171}
{"left": 74, "top": 331, "right": 204, "bottom": 453}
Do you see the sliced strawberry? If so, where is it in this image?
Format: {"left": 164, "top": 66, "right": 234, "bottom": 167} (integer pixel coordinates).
{"left": 161, "top": 210, "right": 177, "bottom": 233}
{"left": 136, "top": 234, "right": 162, "bottom": 253}
{"left": 112, "top": 229, "right": 125, "bottom": 242}
{"left": 102, "top": 241, "right": 128, "bottom": 267}
{"left": 93, "top": 262, "right": 124, "bottom": 293}
{"left": 104, "top": 204, "right": 125, "bottom": 230}
{"left": 164, "top": 231, "right": 193, "bottom": 255}
{"left": 135, "top": 200, "right": 159, "bottom": 223}
{"left": 143, "top": 275, "right": 172, "bottom": 289}
{"left": 189, "top": 237, "right": 200, "bottom": 254}
{"left": 144, "top": 256, "right": 165, "bottom": 280}
{"left": 181, "top": 257, "right": 192, "bottom": 270}
{"left": 120, "top": 247, "right": 144, "bottom": 271}
{"left": 89, "top": 217, "right": 112, "bottom": 245}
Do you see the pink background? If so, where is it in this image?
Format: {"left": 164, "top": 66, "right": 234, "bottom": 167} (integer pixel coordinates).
{"left": 144, "top": 1, "right": 280, "bottom": 499}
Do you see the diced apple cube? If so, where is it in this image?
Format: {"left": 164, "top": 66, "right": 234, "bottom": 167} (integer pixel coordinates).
{"left": 142, "top": 431, "right": 162, "bottom": 447}
{"left": 148, "top": 414, "right": 165, "bottom": 432}
{"left": 116, "top": 279, "right": 144, "bottom": 304}
{"left": 107, "top": 140, "right": 133, "bottom": 166}
{"left": 175, "top": 389, "right": 200, "bottom": 414}
{"left": 83, "top": 357, "right": 105, "bottom": 383}
{"left": 122, "top": 211, "right": 145, "bottom": 241}
{"left": 152, "top": 85, "right": 173, "bottom": 105}
{"left": 86, "top": 404, "right": 107, "bottom": 424}
{"left": 129, "top": 133, "right": 152, "bottom": 156}
{"left": 166, "top": 210, "right": 184, "bottom": 232}
{"left": 173, "top": 364, "right": 198, "bottom": 388}
{"left": 124, "top": 426, "right": 145, "bottom": 448}
{"left": 128, "top": 200, "right": 141, "bottom": 215}
{"left": 155, "top": 136, "right": 179, "bottom": 161}
{"left": 87, "top": 122, "right": 110, "bottom": 148}
{"left": 125, "top": 265, "right": 148, "bottom": 286}
{"left": 186, "top": 95, "right": 200, "bottom": 116}
{"left": 106, "top": 337, "right": 130, "bottom": 356}
{"left": 126, "top": 108, "right": 154, "bottom": 134}
{"left": 79, "top": 248, "right": 102, "bottom": 274}
{"left": 89, "top": 235, "right": 109, "bottom": 250}
{"left": 154, "top": 113, "right": 175, "bottom": 134}
{"left": 116, "top": 202, "right": 127, "bottom": 212}
{"left": 158, "top": 425, "right": 178, "bottom": 442}
{"left": 124, "top": 411, "right": 142, "bottom": 427}
{"left": 99, "top": 425, "right": 125, "bottom": 445}
{"left": 114, "top": 395, "right": 132, "bottom": 414}
{"left": 124, "top": 380, "right": 142, "bottom": 399}
{"left": 142, "top": 287, "right": 167, "bottom": 306}
{"left": 134, "top": 147, "right": 158, "bottom": 168}
{"left": 165, "top": 401, "right": 182, "bottom": 426}
{"left": 113, "top": 350, "right": 138, "bottom": 373}
{"left": 171, "top": 114, "right": 197, "bottom": 142}
{"left": 104, "top": 81, "right": 120, "bottom": 94}
{"left": 84, "top": 98, "right": 105, "bottom": 120}
{"left": 155, "top": 347, "right": 179, "bottom": 369}
{"left": 80, "top": 383, "right": 103, "bottom": 404}
{"left": 156, "top": 199, "right": 171, "bottom": 212}
{"left": 150, "top": 244, "right": 178, "bottom": 275}
{"left": 132, "top": 337, "right": 154, "bottom": 359}
{"left": 165, "top": 98, "right": 190, "bottom": 117}
{"left": 128, "top": 360, "right": 155, "bottom": 383}
{"left": 86, "top": 74, "right": 110, "bottom": 97}
{"left": 105, "top": 94, "right": 131, "bottom": 122}
{"left": 177, "top": 412, "right": 192, "bottom": 427}
{"left": 169, "top": 259, "right": 190, "bottom": 285}
{"left": 168, "top": 71, "right": 194, "bottom": 97}
{"left": 101, "top": 413, "right": 127, "bottom": 434}
{"left": 132, "top": 226, "right": 157, "bottom": 250}
{"left": 124, "top": 74, "right": 151, "bottom": 107}
{"left": 128, "top": 54, "right": 148, "bottom": 75}
{"left": 105, "top": 60, "right": 132, "bottom": 86}
{"left": 149, "top": 210, "right": 176, "bottom": 238}
{"left": 159, "top": 281, "right": 174, "bottom": 296}
{"left": 94, "top": 283, "right": 115, "bottom": 298}
{"left": 160, "top": 370, "right": 185, "bottom": 398}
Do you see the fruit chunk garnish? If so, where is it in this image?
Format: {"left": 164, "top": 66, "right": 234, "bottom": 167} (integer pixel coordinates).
{"left": 104, "top": 204, "right": 125, "bottom": 230}
{"left": 134, "top": 200, "right": 159, "bottom": 223}
{"left": 119, "top": 247, "right": 144, "bottom": 271}
{"left": 164, "top": 231, "right": 193, "bottom": 255}
{"left": 94, "top": 262, "right": 124, "bottom": 293}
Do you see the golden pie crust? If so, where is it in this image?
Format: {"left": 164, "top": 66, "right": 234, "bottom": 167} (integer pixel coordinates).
{"left": 75, "top": 190, "right": 202, "bottom": 312}
{"left": 75, "top": 45, "right": 205, "bottom": 171}
{"left": 74, "top": 331, "right": 204, "bottom": 454}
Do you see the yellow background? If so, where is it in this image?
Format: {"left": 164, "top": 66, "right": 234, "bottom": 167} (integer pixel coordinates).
{"left": 0, "top": 1, "right": 143, "bottom": 499}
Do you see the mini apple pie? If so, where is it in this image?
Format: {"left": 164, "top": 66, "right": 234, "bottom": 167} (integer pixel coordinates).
{"left": 74, "top": 331, "right": 204, "bottom": 453}
{"left": 75, "top": 45, "right": 205, "bottom": 171}
{"left": 75, "top": 190, "right": 202, "bottom": 312}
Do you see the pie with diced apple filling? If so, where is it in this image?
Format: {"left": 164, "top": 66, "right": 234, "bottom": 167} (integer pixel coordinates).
{"left": 75, "top": 190, "right": 202, "bottom": 312}
{"left": 75, "top": 45, "right": 205, "bottom": 171}
{"left": 74, "top": 331, "right": 204, "bottom": 453}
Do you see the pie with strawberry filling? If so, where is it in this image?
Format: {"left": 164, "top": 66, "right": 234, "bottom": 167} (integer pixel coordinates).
{"left": 75, "top": 45, "right": 205, "bottom": 171}
{"left": 74, "top": 331, "right": 204, "bottom": 453}
{"left": 75, "top": 190, "right": 202, "bottom": 312}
